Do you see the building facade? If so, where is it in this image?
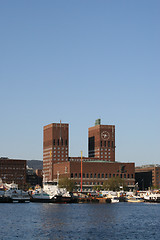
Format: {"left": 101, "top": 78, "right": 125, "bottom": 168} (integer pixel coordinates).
{"left": 43, "top": 120, "right": 135, "bottom": 191}
{"left": 43, "top": 122, "right": 69, "bottom": 181}
{"left": 88, "top": 119, "right": 115, "bottom": 162}
{"left": 53, "top": 159, "right": 135, "bottom": 191}
{"left": 135, "top": 165, "right": 160, "bottom": 190}
{"left": 0, "top": 157, "right": 26, "bottom": 186}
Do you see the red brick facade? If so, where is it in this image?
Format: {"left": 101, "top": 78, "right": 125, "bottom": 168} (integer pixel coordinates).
{"left": 0, "top": 157, "right": 26, "bottom": 186}
{"left": 43, "top": 122, "right": 69, "bottom": 181}
{"left": 53, "top": 160, "right": 135, "bottom": 190}
{"left": 136, "top": 165, "right": 160, "bottom": 189}
{"left": 88, "top": 124, "right": 115, "bottom": 162}
{"left": 43, "top": 120, "right": 135, "bottom": 190}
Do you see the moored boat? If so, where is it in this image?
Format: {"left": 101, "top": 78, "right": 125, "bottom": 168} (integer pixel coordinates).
{"left": 143, "top": 191, "right": 160, "bottom": 203}
{"left": 126, "top": 196, "right": 144, "bottom": 203}
{"left": 30, "top": 181, "right": 78, "bottom": 203}
{"left": 4, "top": 183, "right": 30, "bottom": 203}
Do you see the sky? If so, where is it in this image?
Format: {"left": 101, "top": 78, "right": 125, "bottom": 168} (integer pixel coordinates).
{"left": 0, "top": 1, "right": 159, "bottom": 166}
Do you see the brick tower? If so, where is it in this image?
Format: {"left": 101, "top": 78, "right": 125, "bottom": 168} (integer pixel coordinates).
{"left": 88, "top": 119, "right": 115, "bottom": 162}
{"left": 43, "top": 122, "right": 69, "bottom": 181}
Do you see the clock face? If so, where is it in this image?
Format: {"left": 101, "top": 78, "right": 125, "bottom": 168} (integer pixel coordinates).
{"left": 101, "top": 131, "right": 110, "bottom": 140}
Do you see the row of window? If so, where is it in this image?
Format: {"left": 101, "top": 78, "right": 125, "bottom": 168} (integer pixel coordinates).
{"left": 53, "top": 150, "right": 67, "bottom": 153}
{"left": 53, "top": 158, "right": 68, "bottom": 161}
{"left": 74, "top": 182, "right": 133, "bottom": 186}
{"left": 53, "top": 155, "right": 68, "bottom": 157}
{"left": 53, "top": 139, "right": 68, "bottom": 146}
{"left": 53, "top": 147, "right": 68, "bottom": 150}
{"left": 70, "top": 173, "right": 134, "bottom": 179}
{"left": 0, "top": 167, "right": 25, "bottom": 170}
{"left": 101, "top": 141, "right": 114, "bottom": 148}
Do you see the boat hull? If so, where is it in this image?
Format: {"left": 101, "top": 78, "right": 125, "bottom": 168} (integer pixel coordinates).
{"left": 30, "top": 195, "right": 78, "bottom": 203}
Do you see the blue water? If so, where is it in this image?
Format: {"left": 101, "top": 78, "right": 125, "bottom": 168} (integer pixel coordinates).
{"left": 0, "top": 202, "right": 160, "bottom": 240}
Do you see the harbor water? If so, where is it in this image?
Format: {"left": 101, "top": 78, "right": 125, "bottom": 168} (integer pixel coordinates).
{"left": 0, "top": 202, "right": 160, "bottom": 240}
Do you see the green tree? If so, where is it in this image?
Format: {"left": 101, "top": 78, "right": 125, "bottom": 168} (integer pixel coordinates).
{"left": 93, "top": 185, "right": 102, "bottom": 191}
{"left": 103, "top": 177, "right": 126, "bottom": 191}
{"left": 58, "top": 177, "right": 75, "bottom": 192}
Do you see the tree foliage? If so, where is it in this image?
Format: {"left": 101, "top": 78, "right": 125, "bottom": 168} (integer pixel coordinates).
{"left": 58, "top": 177, "right": 75, "bottom": 192}
{"left": 103, "top": 177, "right": 126, "bottom": 191}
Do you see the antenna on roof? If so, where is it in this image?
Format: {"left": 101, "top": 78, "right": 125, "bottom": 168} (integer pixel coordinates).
{"left": 60, "top": 120, "right": 62, "bottom": 141}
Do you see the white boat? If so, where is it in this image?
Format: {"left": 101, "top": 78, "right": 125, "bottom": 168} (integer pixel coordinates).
{"left": 4, "top": 183, "right": 30, "bottom": 203}
{"left": 111, "top": 196, "right": 119, "bottom": 203}
{"left": 126, "top": 196, "right": 144, "bottom": 203}
{"left": 31, "top": 181, "right": 78, "bottom": 203}
{"left": 143, "top": 191, "right": 160, "bottom": 203}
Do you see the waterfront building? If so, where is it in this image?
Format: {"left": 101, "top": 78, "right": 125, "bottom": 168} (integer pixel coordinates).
{"left": 43, "top": 122, "right": 69, "bottom": 181}
{"left": 26, "top": 168, "right": 43, "bottom": 187}
{"left": 53, "top": 159, "right": 135, "bottom": 191}
{"left": 88, "top": 119, "right": 115, "bottom": 162}
{"left": 43, "top": 120, "right": 135, "bottom": 190}
{"left": 0, "top": 157, "right": 26, "bottom": 186}
{"left": 135, "top": 165, "right": 160, "bottom": 190}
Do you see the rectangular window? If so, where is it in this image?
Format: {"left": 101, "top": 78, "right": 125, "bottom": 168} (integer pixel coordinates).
{"left": 94, "top": 173, "right": 96, "bottom": 178}
{"left": 104, "top": 141, "right": 106, "bottom": 147}
{"left": 75, "top": 173, "right": 77, "bottom": 178}
{"left": 109, "top": 174, "right": 111, "bottom": 178}
{"left": 108, "top": 141, "right": 110, "bottom": 147}
{"left": 83, "top": 173, "right": 85, "bottom": 178}
{"left": 53, "top": 139, "right": 55, "bottom": 145}
{"left": 79, "top": 173, "right": 81, "bottom": 178}
{"left": 57, "top": 139, "right": 59, "bottom": 146}
{"left": 61, "top": 139, "right": 63, "bottom": 145}
{"left": 71, "top": 173, "right": 73, "bottom": 178}
{"left": 65, "top": 140, "right": 67, "bottom": 146}
{"left": 128, "top": 174, "right": 130, "bottom": 178}
{"left": 90, "top": 173, "right": 93, "bottom": 178}
{"left": 86, "top": 173, "right": 89, "bottom": 178}
{"left": 112, "top": 141, "right": 114, "bottom": 148}
{"left": 102, "top": 173, "right": 104, "bottom": 178}
{"left": 101, "top": 141, "right": 102, "bottom": 147}
{"left": 98, "top": 173, "right": 100, "bottom": 178}
{"left": 105, "top": 173, "right": 107, "bottom": 178}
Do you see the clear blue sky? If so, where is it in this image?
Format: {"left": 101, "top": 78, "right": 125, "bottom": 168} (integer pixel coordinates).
{"left": 0, "top": 1, "right": 159, "bottom": 166}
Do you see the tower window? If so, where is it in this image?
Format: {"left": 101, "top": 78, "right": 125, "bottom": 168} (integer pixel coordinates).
{"left": 53, "top": 139, "right": 55, "bottom": 145}
{"left": 104, "top": 141, "right": 106, "bottom": 147}
{"left": 61, "top": 139, "right": 63, "bottom": 145}
{"left": 57, "top": 139, "right": 59, "bottom": 146}
{"left": 65, "top": 140, "right": 67, "bottom": 146}
{"left": 108, "top": 141, "right": 110, "bottom": 147}
{"left": 101, "top": 141, "right": 102, "bottom": 147}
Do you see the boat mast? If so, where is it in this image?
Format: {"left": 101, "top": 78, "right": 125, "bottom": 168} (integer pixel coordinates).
{"left": 81, "top": 151, "right": 83, "bottom": 192}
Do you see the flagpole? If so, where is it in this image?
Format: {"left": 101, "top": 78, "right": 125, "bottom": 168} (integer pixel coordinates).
{"left": 81, "top": 151, "right": 83, "bottom": 192}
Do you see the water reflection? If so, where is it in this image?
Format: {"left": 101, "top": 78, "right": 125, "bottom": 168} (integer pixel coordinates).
{"left": 0, "top": 203, "right": 160, "bottom": 240}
